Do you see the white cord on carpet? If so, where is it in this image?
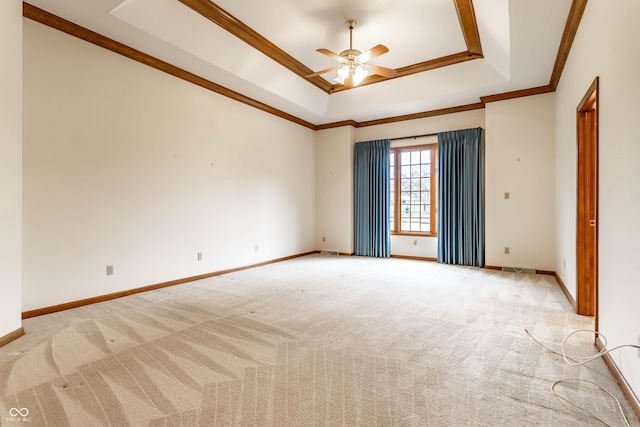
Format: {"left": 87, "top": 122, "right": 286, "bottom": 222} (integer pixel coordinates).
{"left": 525, "top": 328, "right": 640, "bottom": 427}
{"left": 552, "top": 378, "right": 631, "bottom": 427}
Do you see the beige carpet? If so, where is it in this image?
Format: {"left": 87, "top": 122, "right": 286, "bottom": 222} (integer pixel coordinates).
{"left": 1, "top": 254, "right": 638, "bottom": 426}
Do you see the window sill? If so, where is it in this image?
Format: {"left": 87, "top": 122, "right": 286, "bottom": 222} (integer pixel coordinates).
{"left": 391, "top": 232, "right": 438, "bottom": 237}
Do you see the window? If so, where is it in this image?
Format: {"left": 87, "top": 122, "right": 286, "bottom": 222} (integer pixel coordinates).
{"left": 390, "top": 144, "right": 438, "bottom": 235}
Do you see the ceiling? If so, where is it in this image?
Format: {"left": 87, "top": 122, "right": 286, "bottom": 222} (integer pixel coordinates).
{"left": 23, "top": 0, "right": 576, "bottom": 127}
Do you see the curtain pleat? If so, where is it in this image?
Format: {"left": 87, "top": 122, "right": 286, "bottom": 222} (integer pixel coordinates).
{"left": 437, "top": 128, "right": 485, "bottom": 266}
{"left": 354, "top": 139, "right": 391, "bottom": 257}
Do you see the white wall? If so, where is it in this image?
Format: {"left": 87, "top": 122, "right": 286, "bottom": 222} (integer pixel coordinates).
{"left": 316, "top": 126, "right": 355, "bottom": 254}
{"left": 355, "top": 109, "right": 485, "bottom": 258}
{"left": 485, "top": 94, "right": 556, "bottom": 270}
{"left": 22, "top": 20, "right": 316, "bottom": 311}
{"left": 0, "top": 0, "right": 23, "bottom": 338}
{"left": 555, "top": 0, "right": 640, "bottom": 395}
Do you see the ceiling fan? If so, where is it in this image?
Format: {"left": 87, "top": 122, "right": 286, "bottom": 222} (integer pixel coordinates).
{"left": 306, "top": 19, "right": 397, "bottom": 88}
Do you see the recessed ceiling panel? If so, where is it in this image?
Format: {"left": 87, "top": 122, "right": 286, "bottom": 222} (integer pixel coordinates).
{"left": 213, "top": 0, "right": 467, "bottom": 74}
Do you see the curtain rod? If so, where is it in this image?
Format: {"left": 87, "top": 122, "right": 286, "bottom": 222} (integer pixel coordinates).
{"left": 389, "top": 132, "right": 438, "bottom": 141}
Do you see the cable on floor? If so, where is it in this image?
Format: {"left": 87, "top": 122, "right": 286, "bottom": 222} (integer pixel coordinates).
{"left": 525, "top": 328, "right": 640, "bottom": 427}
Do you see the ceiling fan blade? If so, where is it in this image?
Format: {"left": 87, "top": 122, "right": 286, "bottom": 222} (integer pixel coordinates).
{"left": 357, "top": 44, "right": 389, "bottom": 63}
{"left": 306, "top": 66, "right": 342, "bottom": 78}
{"left": 317, "top": 48, "right": 347, "bottom": 63}
{"left": 363, "top": 64, "right": 397, "bottom": 78}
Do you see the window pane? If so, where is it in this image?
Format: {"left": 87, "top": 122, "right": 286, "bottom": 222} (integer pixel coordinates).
{"left": 421, "top": 178, "right": 430, "bottom": 191}
{"left": 411, "top": 165, "right": 420, "bottom": 178}
{"left": 421, "top": 164, "right": 430, "bottom": 177}
{"left": 401, "top": 165, "right": 410, "bottom": 179}
{"left": 401, "top": 152, "right": 411, "bottom": 165}
{"left": 401, "top": 179, "right": 410, "bottom": 191}
{"left": 401, "top": 192, "right": 411, "bottom": 213}
{"left": 421, "top": 150, "right": 430, "bottom": 163}
{"left": 411, "top": 151, "right": 420, "bottom": 164}
{"left": 411, "top": 178, "right": 420, "bottom": 191}
{"left": 421, "top": 191, "right": 430, "bottom": 204}
{"left": 421, "top": 220, "right": 431, "bottom": 232}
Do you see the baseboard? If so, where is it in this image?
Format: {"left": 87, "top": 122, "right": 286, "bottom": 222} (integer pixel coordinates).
{"left": 596, "top": 337, "right": 640, "bottom": 421}
{"left": 0, "top": 327, "right": 25, "bottom": 348}
{"left": 536, "top": 269, "right": 555, "bottom": 276}
{"left": 23, "top": 250, "right": 319, "bottom": 319}
{"left": 484, "top": 265, "right": 555, "bottom": 276}
{"left": 390, "top": 254, "right": 437, "bottom": 262}
{"left": 553, "top": 272, "right": 578, "bottom": 312}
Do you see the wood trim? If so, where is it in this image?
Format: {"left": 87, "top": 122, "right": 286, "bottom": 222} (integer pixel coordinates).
{"left": 578, "top": 76, "right": 599, "bottom": 112}
{"left": 23, "top": 3, "right": 316, "bottom": 130}
{"left": 595, "top": 337, "right": 640, "bottom": 421}
{"left": 357, "top": 102, "right": 485, "bottom": 128}
{"left": 453, "top": 0, "right": 483, "bottom": 56}
{"left": 177, "top": 0, "right": 332, "bottom": 94}
{"left": 485, "top": 266, "right": 557, "bottom": 276}
{"left": 338, "top": 252, "right": 354, "bottom": 257}
{"left": 575, "top": 76, "right": 599, "bottom": 319}
{"left": 22, "top": 0, "right": 589, "bottom": 131}
{"left": 480, "top": 85, "right": 554, "bottom": 104}
{"left": 554, "top": 272, "right": 578, "bottom": 312}
{"left": 329, "top": 51, "right": 481, "bottom": 93}
{"left": 549, "top": 0, "right": 589, "bottom": 90}
{"left": 0, "top": 327, "right": 25, "bottom": 348}
{"left": 390, "top": 255, "right": 437, "bottom": 262}
{"left": 179, "top": 0, "right": 484, "bottom": 93}
{"left": 315, "top": 103, "right": 485, "bottom": 130}
{"left": 22, "top": 251, "right": 319, "bottom": 319}
{"left": 535, "top": 269, "right": 555, "bottom": 276}
{"left": 315, "top": 120, "right": 358, "bottom": 130}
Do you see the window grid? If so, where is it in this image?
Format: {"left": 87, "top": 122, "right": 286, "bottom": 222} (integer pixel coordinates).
{"left": 390, "top": 144, "right": 437, "bottom": 236}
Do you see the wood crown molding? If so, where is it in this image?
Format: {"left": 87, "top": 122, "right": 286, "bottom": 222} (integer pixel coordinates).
{"left": 480, "top": 85, "right": 554, "bottom": 104}
{"left": 23, "top": 0, "right": 588, "bottom": 130}
{"left": 315, "top": 103, "right": 485, "bottom": 130}
{"left": 550, "top": 0, "right": 589, "bottom": 90}
{"left": 0, "top": 327, "right": 25, "bottom": 348}
{"left": 22, "top": 251, "right": 319, "bottom": 319}
{"left": 177, "top": 0, "right": 333, "bottom": 93}
{"left": 178, "top": 0, "right": 484, "bottom": 93}
{"left": 356, "top": 103, "right": 485, "bottom": 128}
{"left": 23, "top": 3, "right": 316, "bottom": 130}
{"left": 453, "top": 0, "right": 483, "bottom": 56}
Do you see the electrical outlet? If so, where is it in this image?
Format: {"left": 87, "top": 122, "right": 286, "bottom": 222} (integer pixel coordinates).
{"left": 255, "top": 245, "right": 259, "bottom": 252}
{"left": 637, "top": 335, "right": 640, "bottom": 358}
{"left": 504, "top": 247, "right": 510, "bottom": 255}
{"left": 197, "top": 252, "right": 203, "bottom": 261}
{"left": 413, "top": 239, "right": 418, "bottom": 246}
{"left": 106, "top": 265, "right": 114, "bottom": 276}
{"left": 563, "top": 258, "right": 566, "bottom": 268}
{"left": 504, "top": 192, "right": 510, "bottom": 200}
{"left": 322, "top": 236, "right": 325, "bottom": 242}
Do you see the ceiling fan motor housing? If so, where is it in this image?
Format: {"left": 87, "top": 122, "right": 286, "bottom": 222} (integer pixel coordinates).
{"left": 340, "top": 49, "right": 362, "bottom": 61}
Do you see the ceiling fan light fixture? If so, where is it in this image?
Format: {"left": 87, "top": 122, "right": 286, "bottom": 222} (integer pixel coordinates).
{"left": 334, "top": 65, "right": 350, "bottom": 84}
{"left": 309, "top": 18, "right": 395, "bottom": 88}
{"left": 352, "top": 65, "right": 368, "bottom": 86}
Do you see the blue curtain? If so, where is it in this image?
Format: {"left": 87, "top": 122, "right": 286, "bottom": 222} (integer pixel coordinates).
{"left": 354, "top": 139, "right": 391, "bottom": 257}
{"left": 437, "top": 128, "right": 485, "bottom": 266}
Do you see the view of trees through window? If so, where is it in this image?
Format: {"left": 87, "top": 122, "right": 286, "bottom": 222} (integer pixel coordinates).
{"left": 390, "top": 144, "right": 437, "bottom": 235}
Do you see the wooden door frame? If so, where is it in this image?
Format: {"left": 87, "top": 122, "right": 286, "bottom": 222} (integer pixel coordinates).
{"left": 576, "top": 77, "right": 599, "bottom": 325}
